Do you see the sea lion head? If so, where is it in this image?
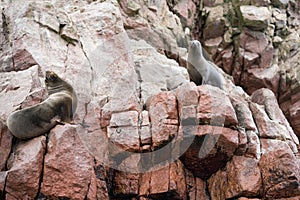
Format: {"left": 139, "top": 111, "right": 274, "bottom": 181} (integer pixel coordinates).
{"left": 45, "top": 71, "right": 64, "bottom": 87}
{"left": 189, "top": 40, "right": 202, "bottom": 56}
{"left": 45, "top": 71, "right": 72, "bottom": 95}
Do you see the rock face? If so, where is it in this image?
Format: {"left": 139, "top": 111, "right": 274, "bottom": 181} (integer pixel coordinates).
{"left": 0, "top": 0, "right": 299, "bottom": 200}
{"left": 190, "top": 0, "right": 300, "bottom": 139}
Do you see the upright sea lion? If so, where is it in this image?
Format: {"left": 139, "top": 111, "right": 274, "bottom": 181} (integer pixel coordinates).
{"left": 6, "top": 71, "right": 77, "bottom": 140}
{"left": 187, "top": 40, "right": 224, "bottom": 89}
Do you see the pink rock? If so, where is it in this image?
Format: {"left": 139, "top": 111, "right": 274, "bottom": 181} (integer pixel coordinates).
{"left": 5, "top": 136, "right": 46, "bottom": 199}
{"left": 250, "top": 102, "right": 290, "bottom": 140}
{"left": 169, "top": 161, "right": 187, "bottom": 200}
{"left": 140, "top": 111, "right": 150, "bottom": 126}
{"left": 87, "top": 171, "right": 97, "bottom": 200}
{"left": 251, "top": 88, "right": 299, "bottom": 145}
{"left": 139, "top": 161, "right": 186, "bottom": 199}
{"left": 0, "top": 171, "right": 8, "bottom": 197}
{"left": 180, "top": 125, "right": 239, "bottom": 179}
{"left": 240, "top": 49, "right": 259, "bottom": 68}
{"left": 221, "top": 48, "right": 234, "bottom": 74}
{"left": 12, "top": 39, "right": 37, "bottom": 72}
{"left": 0, "top": 66, "right": 40, "bottom": 120}
{"left": 0, "top": 122, "right": 13, "bottom": 171}
{"left": 111, "top": 171, "right": 139, "bottom": 197}
{"left": 204, "top": 37, "right": 223, "bottom": 56}
{"left": 81, "top": 102, "right": 102, "bottom": 133}
{"left": 147, "top": 91, "right": 178, "bottom": 148}
{"left": 230, "top": 95, "right": 257, "bottom": 131}
{"left": 290, "top": 102, "right": 300, "bottom": 139}
{"left": 198, "top": 85, "right": 238, "bottom": 127}
{"left": 108, "top": 126, "right": 140, "bottom": 152}
{"left": 76, "top": 127, "right": 109, "bottom": 173}
{"left": 236, "top": 128, "right": 248, "bottom": 155}
{"left": 208, "top": 156, "right": 262, "bottom": 199}
{"left": 259, "top": 45, "right": 275, "bottom": 68}
{"left": 41, "top": 125, "right": 94, "bottom": 199}
{"left": 176, "top": 82, "right": 199, "bottom": 108}
{"left": 173, "top": 0, "right": 197, "bottom": 27}
{"left": 241, "top": 65, "right": 280, "bottom": 95}
{"left": 203, "top": 6, "right": 226, "bottom": 40}
{"left": 93, "top": 163, "right": 109, "bottom": 200}
{"left": 148, "top": 166, "right": 169, "bottom": 195}
{"left": 240, "top": 29, "right": 269, "bottom": 54}
{"left": 175, "top": 82, "right": 199, "bottom": 124}
{"left": 140, "top": 126, "right": 151, "bottom": 145}
{"left": 185, "top": 169, "right": 209, "bottom": 200}
{"left": 109, "top": 111, "right": 139, "bottom": 127}
{"left": 260, "top": 139, "right": 300, "bottom": 199}
{"left": 246, "top": 130, "right": 261, "bottom": 159}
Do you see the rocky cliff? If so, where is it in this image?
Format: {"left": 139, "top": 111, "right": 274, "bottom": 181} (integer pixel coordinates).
{"left": 0, "top": 0, "right": 300, "bottom": 199}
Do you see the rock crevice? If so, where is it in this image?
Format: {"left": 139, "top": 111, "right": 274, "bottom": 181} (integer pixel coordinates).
{"left": 0, "top": 0, "right": 299, "bottom": 199}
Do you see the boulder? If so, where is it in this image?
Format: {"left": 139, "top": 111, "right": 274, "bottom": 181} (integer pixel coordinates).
{"left": 5, "top": 136, "right": 46, "bottom": 199}
{"left": 40, "top": 125, "right": 94, "bottom": 199}
{"left": 240, "top": 6, "right": 272, "bottom": 30}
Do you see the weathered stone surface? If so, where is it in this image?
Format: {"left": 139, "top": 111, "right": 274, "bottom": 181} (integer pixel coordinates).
{"left": 123, "top": 0, "right": 187, "bottom": 56}
{"left": 1, "top": 0, "right": 300, "bottom": 199}
{"left": 198, "top": 85, "right": 238, "bottom": 127}
{"left": 245, "top": 130, "right": 261, "bottom": 159}
{"left": 0, "top": 171, "right": 7, "bottom": 197}
{"left": 203, "top": 6, "right": 226, "bottom": 40}
{"left": 6, "top": 136, "right": 46, "bottom": 200}
{"left": 260, "top": 139, "right": 300, "bottom": 199}
{"left": 176, "top": 82, "right": 199, "bottom": 108}
{"left": 147, "top": 91, "right": 178, "bottom": 148}
{"left": 241, "top": 65, "right": 280, "bottom": 95}
{"left": 41, "top": 125, "right": 94, "bottom": 199}
{"left": 172, "top": 0, "right": 197, "bottom": 27}
{"left": 140, "top": 111, "right": 151, "bottom": 146}
{"left": 289, "top": 98, "right": 300, "bottom": 139}
{"left": 240, "top": 30, "right": 269, "bottom": 55}
{"left": 180, "top": 125, "right": 239, "bottom": 179}
{"left": 175, "top": 82, "right": 199, "bottom": 124}
{"left": 230, "top": 95, "right": 257, "bottom": 131}
{"left": 0, "top": 122, "right": 12, "bottom": 171}
{"left": 208, "top": 156, "right": 262, "bottom": 200}
{"left": 186, "top": 170, "right": 210, "bottom": 200}
{"left": 108, "top": 126, "right": 140, "bottom": 152}
{"left": 0, "top": 66, "right": 43, "bottom": 121}
{"left": 131, "top": 39, "right": 188, "bottom": 101}
{"left": 109, "top": 111, "right": 139, "bottom": 127}
{"left": 169, "top": 161, "right": 187, "bottom": 200}
{"left": 92, "top": 163, "right": 109, "bottom": 200}
{"left": 273, "top": 8, "right": 288, "bottom": 29}
{"left": 221, "top": 48, "right": 234, "bottom": 74}
{"left": 111, "top": 171, "right": 139, "bottom": 197}
{"left": 251, "top": 88, "right": 299, "bottom": 145}
{"left": 250, "top": 102, "right": 290, "bottom": 140}
{"left": 272, "top": 0, "right": 289, "bottom": 8}
{"left": 240, "top": 6, "right": 272, "bottom": 30}
{"left": 239, "top": 29, "right": 275, "bottom": 70}
{"left": 139, "top": 161, "right": 186, "bottom": 199}
{"left": 185, "top": 169, "right": 209, "bottom": 200}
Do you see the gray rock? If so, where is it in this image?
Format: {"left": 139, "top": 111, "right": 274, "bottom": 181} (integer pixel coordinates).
{"left": 131, "top": 39, "right": 189, "bottom": 102}
{"left": 240, "top": 6, "right": 272, "bottom": 30}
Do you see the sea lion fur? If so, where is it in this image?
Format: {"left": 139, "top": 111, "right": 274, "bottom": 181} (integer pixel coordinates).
{"left": 6, "top": 71, "right": 77, "bottom": 140}
{"left": 187, "top": 40, "right": 224, "bottom": 89}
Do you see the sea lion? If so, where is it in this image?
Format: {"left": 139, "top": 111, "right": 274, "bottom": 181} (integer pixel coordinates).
{"left": 6, "top": 71, "right": 77, "bottom": 140}
{"left": 187, "top": 40, "right": 224, "bottom": 89}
